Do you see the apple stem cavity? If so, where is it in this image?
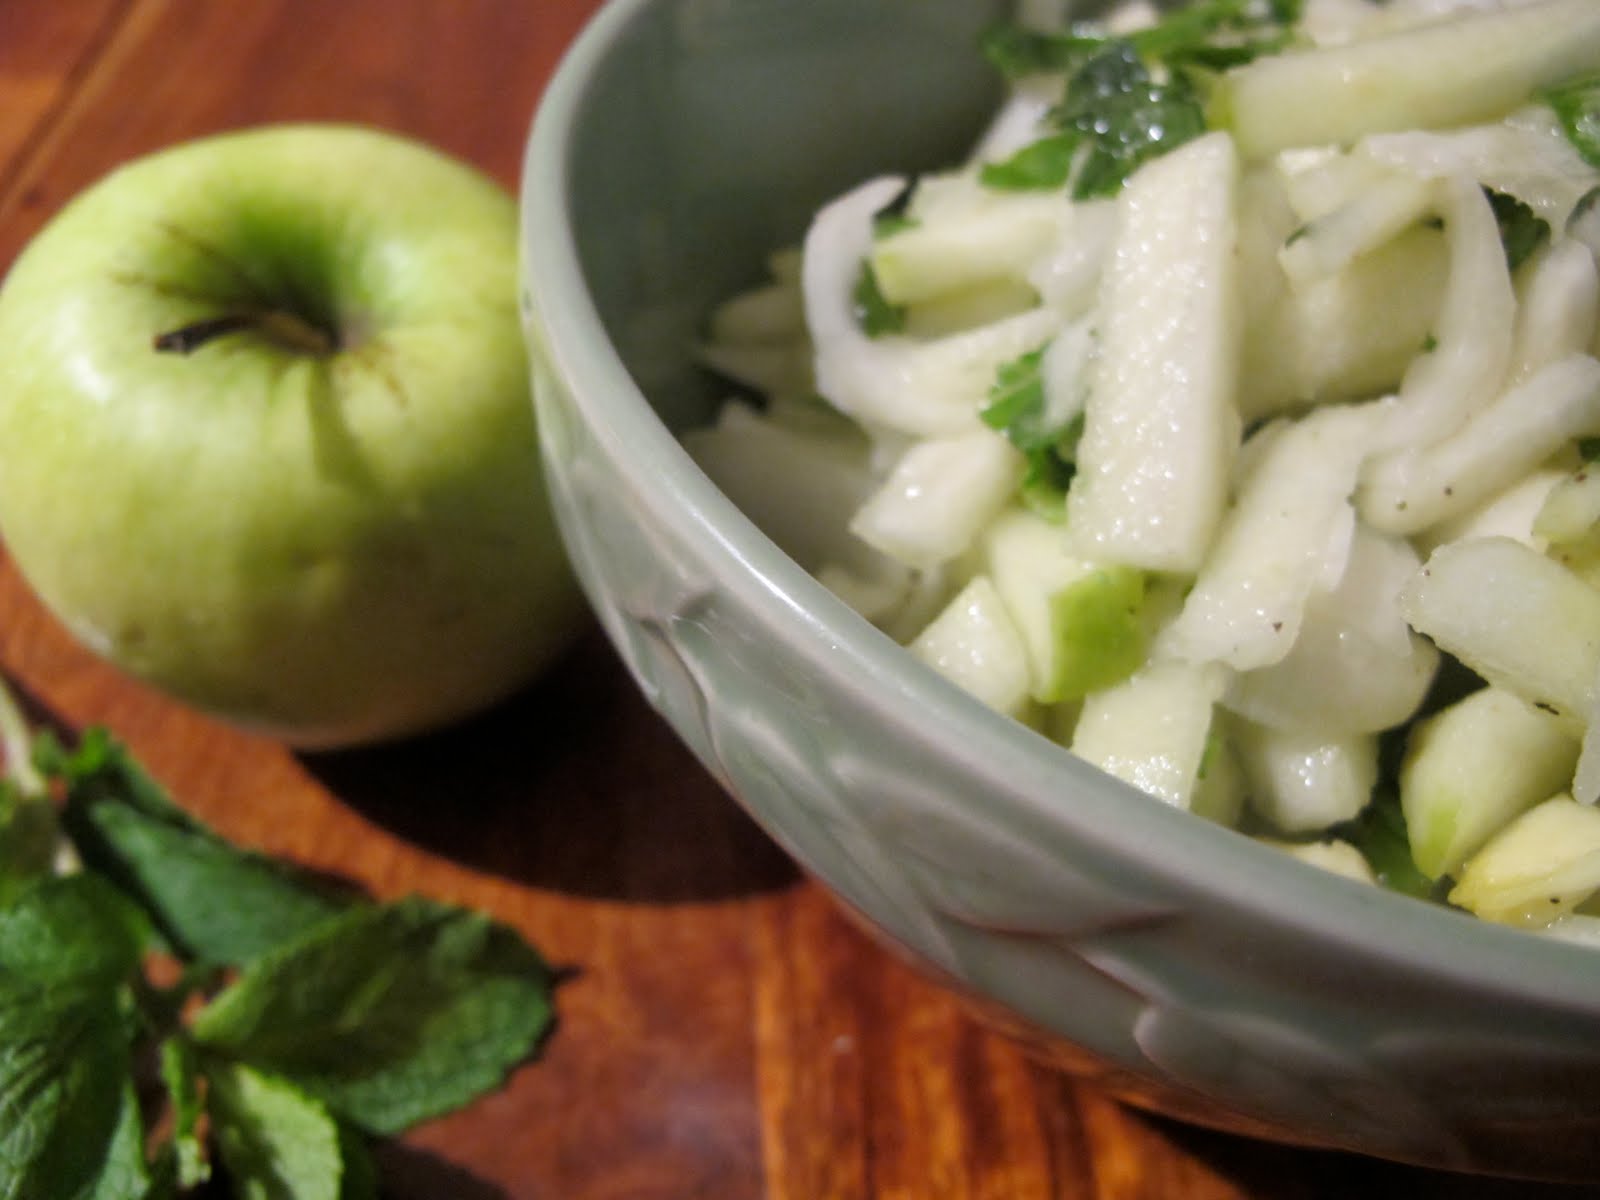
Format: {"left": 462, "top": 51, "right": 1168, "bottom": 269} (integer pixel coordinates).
{"left": 154, "top": 309, "right": 338, "bottom": 356}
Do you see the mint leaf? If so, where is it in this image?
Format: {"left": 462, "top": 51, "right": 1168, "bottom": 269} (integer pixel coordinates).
{"left": 1544, "top": 72, "right": 1600, "bottom": 169}
{"left": 0, "top": 873, "right": 145, "bottom": 987}
{"left": 0, "top": 977, "right": 143, "bottom": 1200}
{"left": 871, "top": 177, "right": 919, "bottom": 238}
{"left": 1336, "top": 792, "right": 1436, "bottom": 901}
{"left": 980, "top": 347, "right": 1083, "bottom": 522}
{"left": 207, "top": 1061, "right": 345, "bottom": 1200}
{"left": 192, "top": 896, "right": 555, "bottom": 1135}
{"left": 1056, "top": 43, "right": 1207, "bottom": 200}
{"left": 981, "top": 348, "right": 1053, "bottom": 451}
{"left": 47, "top": 728, "right": 346, "bottom": 965}
{"left": 983, "top": 42, "right": 1207, "bottom": 199}
{"left": 0, "top": 782, "right": 56, "bottom": 906}
{"left": 0, "top": 876, "right": 150, "bottom": 1200}
{"left": 81, "top": 1080, "right": 151, "bottom": 1200}
{"left": 980, "top": 132, "right": 1079, "bottom": 191}
{"left": 981, "top": 1, "right": 1299, "bottom": 81}
{"left": 1126, "top": 0, "right": 1301, "bottom": 69}
{"left": 981, "top": 1, "right": 1301, "bottom": 198}
{"left": 980, "top": 22, "right": 1104, "bottom": 79}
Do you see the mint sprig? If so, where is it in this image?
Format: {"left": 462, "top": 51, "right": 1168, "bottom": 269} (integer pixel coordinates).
{"left": 0, "top": 678, "right": 559, "bottom": 1199}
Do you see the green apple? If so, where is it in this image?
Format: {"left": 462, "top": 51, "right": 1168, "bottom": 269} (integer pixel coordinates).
{"left": 0, "top": 123, "right": 584, "bottom": 748}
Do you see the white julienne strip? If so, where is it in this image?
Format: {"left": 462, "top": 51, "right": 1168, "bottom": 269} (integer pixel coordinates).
{"left": 803, "top": 177, "right": 1062, "bottom": 439}
{"left": 1158, "top": 402, "right": 1380, "bottom": 671}
{"left": 1065, "top": 132, "right": 1241, "bottom": 574}
{"left": 1509, "top": 239, "right": 1600, "bottom": 384}
{"left": 1364, "top": 173, "right": 1515, "bottom": 454}
{"left": 1358, "top": 353, "right": 1600, "bottom": 536}
{"left": 1224, "top": 525, "right": 1437, "bottom": 735}
{"left": 1027, "top": 198, "right": 1119, "bottom": 318}
{"left": 1360, "top": 107, "right": 1600, "bottom": 230}
{"left": 1277, "top": 168, "right": 1435, "bottom": 285}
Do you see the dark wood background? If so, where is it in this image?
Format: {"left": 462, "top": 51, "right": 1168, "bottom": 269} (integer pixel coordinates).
{"left": 2, "top": 3, "right": 1597, "bottom": 1197}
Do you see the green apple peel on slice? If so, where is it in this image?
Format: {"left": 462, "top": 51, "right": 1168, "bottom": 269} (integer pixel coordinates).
{"left": 0, "top": 124, "right": 584, "bottom": 748}
{"left": 982, "top": 508, "right": 1149, "bottom": 704}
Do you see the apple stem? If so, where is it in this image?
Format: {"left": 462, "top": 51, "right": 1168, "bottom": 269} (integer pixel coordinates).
{"left": 154, "top": 310, "right": 337, "bottom": 356}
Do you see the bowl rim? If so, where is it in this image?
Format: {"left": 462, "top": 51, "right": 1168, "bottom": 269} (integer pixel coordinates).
{"left": 521, "top": 0, "right": 1600, "bottom": 1008}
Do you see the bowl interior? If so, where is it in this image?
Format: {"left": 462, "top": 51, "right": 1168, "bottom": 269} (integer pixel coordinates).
{"left": 556, "top": 0, "right": 1009, "bottom": 435}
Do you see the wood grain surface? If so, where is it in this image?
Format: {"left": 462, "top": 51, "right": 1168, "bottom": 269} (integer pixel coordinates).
{"left": 1, "top": 3, "right": 1597, "bottom": 1197}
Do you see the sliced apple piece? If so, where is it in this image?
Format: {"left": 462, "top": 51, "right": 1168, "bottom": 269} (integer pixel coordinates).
{"left": 1451, "top": 795, "right": 1600, "bottom": 926}
{"left": 1398, "top": 536, "right": 1600, "bottom": 727}
{"left": 909, "top": 575, "right": 1032, "bottom": 717}
{"left": 850, "top": 428, "right": 1023, "bottom": 569}
{"left": 1071, "top": 660, "right": 1229, "bottom": 812}
{"left": 1212, "top": 0, "right": 1600, "bottom": 159}
{"left": 1400, "top": 686, "right": 1581, "bottom": 880}
{"left": 1159, "top": 402, "right": 1379, "bottom": 671}
{"left": 1233, "top": 719, "right": 1378, "bottom": 835}
{"left": 983, "top": 508, "right": 1149, "bottom": 704}
{"left": 1065, "top": 132, "right": 1241, "bottom": 574}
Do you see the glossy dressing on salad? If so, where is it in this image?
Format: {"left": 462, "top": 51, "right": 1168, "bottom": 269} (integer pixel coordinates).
{"left": 687, "top": 0, "right": 1600, "bottom": 937}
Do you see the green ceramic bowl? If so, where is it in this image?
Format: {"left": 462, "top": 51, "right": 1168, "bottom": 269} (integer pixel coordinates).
{"left": 521, "top": 0, "right": 1600, "bottom": 1180}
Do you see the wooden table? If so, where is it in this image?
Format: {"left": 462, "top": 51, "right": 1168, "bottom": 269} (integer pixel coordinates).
{"left": 1, "top": 5, "right": 1596, "bottom": 1198}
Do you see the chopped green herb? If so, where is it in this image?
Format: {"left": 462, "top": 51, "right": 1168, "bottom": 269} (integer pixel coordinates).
{"left": 1544, "top": 73, "right": 1600, "bottom": 169}
{"left": 871, "top": 176, "right": 920, "bottom": 238}
{"left": 852, "top": 260, "right": 906, "bottom": 337}
{"left": 980, "top": 132, "right": 1079, "bottom": 190}
{"left": 1421, "top": 333, "right": 1439, "bottom": 354}
{"left": 979, "top": 22, "right": 1106, "bottom": 80}
{"left": 981, "top": 348, "right": 1051, "bottom": 445}
{"left": 1484, "top": 187, "right": 1550, "bottom": 271}
{"left": 1578, "top": 435, "right": 1600, "bottom": 462}
{"left": 981, "top": 347, "right": 1084, "bottom": 522}
{"left": 1019, "top": 448, "right": 1078, "bottom": 523}
{"left": 983, "top": 41, "right": 1208, "bottom": 200}
{"left": 981, "top": 0, "right": 1301, "bottom": 80}
{"left": 1336, "top": 792, "right": 1437, "bottom": 901}
{"left": 1128, "top": 0, "right": 1302, "bottom": 69}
